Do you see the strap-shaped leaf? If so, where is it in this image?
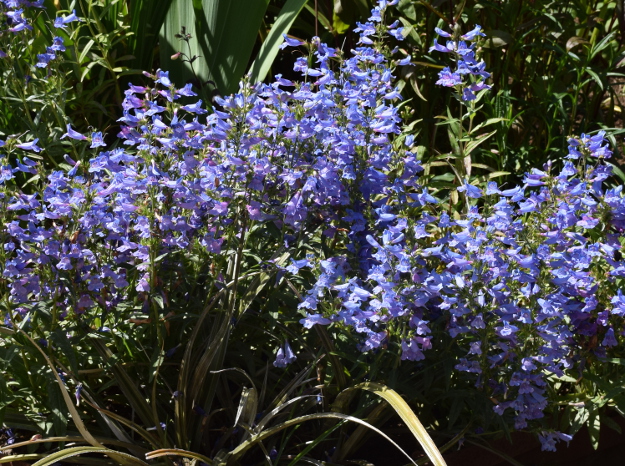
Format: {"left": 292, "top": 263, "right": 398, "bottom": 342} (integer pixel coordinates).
{"left": 19, "top": 331, "right": 102, "bottom": 449}
{"left": 145, "top": 448, "right": 213, "bottom": 464}
{"left": 220, "top": 412, "right": 419, "bottom": 465}
{"left": 249, "top": 0, "right": 309, "bottom": 84}
{"left": 128, "top": 0, "right": 174, "bottom": 70}
{"left": 30, "top": 446, "right": 148, "bottom": 466}
{"left": 336, "top": 382, "right": 447, "bottom": 466}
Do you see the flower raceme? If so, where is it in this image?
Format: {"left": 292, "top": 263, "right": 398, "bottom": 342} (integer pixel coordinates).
{"left": 1, "top": 0, "right": 624, "bottom": 451}
{"left": 430, "top": 24, "right": 491, "bottom": 101}
{"left": 1, "top": 1, "right": 80, "bottom": 69}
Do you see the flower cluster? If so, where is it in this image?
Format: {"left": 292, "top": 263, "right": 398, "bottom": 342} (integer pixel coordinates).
{"left": 0, "top": 0, "right": 409, "bottom": 355}
{"left": 36, "top": 35, "right": 65, "bottom": 68}
{"left": 429, "top": 24, "right": 491, "bottom": 101}
{"left": 1, "top": 1, "right": 79, "bottom": 67}
{"left": 1, "top": 0, "right": 624, "bottom": 451}
{"left": 1, "top": 0, "right": 42, "bottom": 34}
{"left": 299, "top": 129, "right": 625, "bottom": 446}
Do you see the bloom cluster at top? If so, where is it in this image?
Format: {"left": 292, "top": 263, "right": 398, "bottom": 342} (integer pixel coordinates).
{"left": 1, "top": 1, "right": 80, "bottom": 67}
{"left": 430, "top": 24, "right": 491, "bottom": 101}
{"left": 1, "top": 0, "right": 42, "bottom": 33}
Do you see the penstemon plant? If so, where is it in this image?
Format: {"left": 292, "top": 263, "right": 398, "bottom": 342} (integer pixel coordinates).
{"left": 426, "top": 22, "right": 508, "bottom": 213}
{"left": 1, "top": 0, "right": 625, "bottom": 463}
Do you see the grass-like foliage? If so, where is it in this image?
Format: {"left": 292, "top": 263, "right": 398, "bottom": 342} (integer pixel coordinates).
{"left": 1, "top": 0, "right": 625, "bottom": 464}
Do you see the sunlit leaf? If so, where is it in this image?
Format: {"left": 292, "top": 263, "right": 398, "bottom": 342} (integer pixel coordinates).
{"left": 249, "top": 0, "right": 309, "bottom": 85}
{"left": 160, "top": 0, "right": 269, "bottom": 96}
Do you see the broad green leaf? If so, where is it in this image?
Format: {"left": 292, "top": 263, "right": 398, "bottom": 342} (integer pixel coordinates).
{"left": 483, "top": 29, "right": 513, "bottom": 49}
{"left": 160, "top": 0, "right": 269, "bottom": 96}
{"left": 333, "top": 0, "right": 370, "bottom": 34}
{"left": 570, "top": 406, "right": 589, "bottom": 435}
{"left": 333, "top": 11, "right": 351, "bottom": 35}
{"left": 234, "top": 386, "right": 258, "bottom": 431}
{"left": 487, "top": 170, "right": 511, "bottom": 179}
{"left": 249, "top": 0, "right": 309, "bottom": 85}
{"left": 128, "top": 0, "right": 174, "bottom": 71}
{"left": 397, "top": 0, "right": 416, "bottom": 21}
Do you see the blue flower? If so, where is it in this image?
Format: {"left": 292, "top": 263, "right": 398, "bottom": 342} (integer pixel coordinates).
{"left": 461, "top": 25, "right": 486, "bottom": 41}
{"left": 273, "top": 340, "right": 297, "bottom": 368}
{"left": 16, "top": 138, "right": 42, "bottom": 152}
{"left": 435, "top": 67, "right": 462, "bottom": 87}
{"left": 280, "top": 34, "right": 305, "bottom": 49}
{"left": 61, "top": 124, "right": 88, "bottom": 141}
{"left": 54, "top": 9, "right": 80, "bottom": 28}
{"left": 90, "top": 132, "right": 106, "bottom": 148}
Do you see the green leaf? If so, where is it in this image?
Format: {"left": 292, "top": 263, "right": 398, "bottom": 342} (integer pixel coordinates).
{"left": 590, "top": 31, "right": 617, "bottom": 60}
{"left": 470, "top": 117, "right": 507, "bottom": 134}
{"left": 50, "top": 329, "right": 78, "bottom": 374}
{"left": 128, "top": 0, "right": 174, "bottom": 71}
{"left": 221, "top": 411, "right": 422, "bottom": 465}
{"left": 464, "top": 130, "right": 497, "bottom": 156}
{"left": 145, "top": 448, "right": 213, "bottom": 465}
{"left": 588, "top": 409, "right": 600, "bottom": 450}
{"left": 78, "top": 39, "right": 96, "bottom": 64}
{"left": 19, "top": 332, "right": 102, "bottom": 449}
{"left": 586, "top": 68, "right": 604, "bottom": 90}
{"left": 333, "top": 11, "right": 351, "bottom": 35}
{"left": 570, "top": 406, "right": 589, "bottom": 435}
{"left": 234, "top": 386, "right": 258, "bottom": 432}
{"left": 483, "top": 30, "right": 513, "bottom": 49}
{"left": 160, "top": 0, "right": 269, "bottom": 95}
{"left": 397, "top": 0, "right": 416, "bottom": 21}
{"left": 30, "top": 446, "right": 148, "bottom": 466}
{"left": 487, "top": 170, "right": 511, "bottom": 179}
{"left": 343, "top": 382, "right": 447, "bottom": 466}
{"left": 47, "top": 378, "right": 68, "bottom": 437}
{"left": 249, "top": 0, "right": 309, "bottom": 85}
{"left": 0, "top": 454, "right": 43, "bottom": 464}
